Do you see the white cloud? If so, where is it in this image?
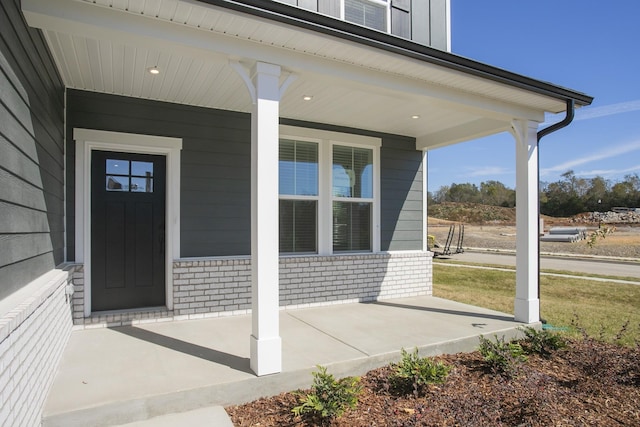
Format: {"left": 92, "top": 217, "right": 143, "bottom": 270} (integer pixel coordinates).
{"left": 541, "top": 140, "right": 640, "bottom": 176}
{"left": 543, "top": 99, "right": 640, "bottom": 126}
{"left": 574, "top": 164, "right": 640, "bottom": 177}
{"left": 466, "top": 166, "right": 511, "bottom": 177}
{"left": 576, "top": 100, "right": 640, "bottom": 121}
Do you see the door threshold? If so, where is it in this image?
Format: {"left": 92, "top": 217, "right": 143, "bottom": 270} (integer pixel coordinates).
{"left": 76, "top": 306, "right": 174, "bottom": 329}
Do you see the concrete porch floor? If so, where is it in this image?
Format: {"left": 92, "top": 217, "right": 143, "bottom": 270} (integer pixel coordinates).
{"left": 43, "top": 296, "right": 531, "bottom": 427}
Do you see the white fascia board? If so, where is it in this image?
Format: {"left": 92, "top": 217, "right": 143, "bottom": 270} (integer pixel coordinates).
{"left": 416, "top": 118, "right": 514, "bottom": 151}
{"left": 23, "top": 0, "right": 546, "bottom": 123}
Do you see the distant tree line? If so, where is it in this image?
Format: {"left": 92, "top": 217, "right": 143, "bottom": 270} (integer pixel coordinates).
{"left": 429, "top": 171, "right": 640, "bottom": 217}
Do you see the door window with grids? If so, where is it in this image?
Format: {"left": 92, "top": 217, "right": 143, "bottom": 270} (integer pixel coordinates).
{"left": 105, "top": 158, "right": 154, "bottom": 193}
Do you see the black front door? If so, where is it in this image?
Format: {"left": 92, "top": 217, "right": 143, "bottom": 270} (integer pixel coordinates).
{"left": 91, "top": 150, "right": 166, "bottom": 311}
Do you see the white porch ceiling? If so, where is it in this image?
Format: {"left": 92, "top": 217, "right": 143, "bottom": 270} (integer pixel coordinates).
{"left": 23, "top": 0, "right": 574, "bottom": 148}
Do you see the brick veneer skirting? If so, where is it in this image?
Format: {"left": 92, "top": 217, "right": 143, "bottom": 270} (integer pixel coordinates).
{"left": 173, "top": 252, "right": 432, "bottom": 316}
{"left": 71, "top": 251, "right": 432, "bottom": 326}
{"left": 0, "top": 266, "right": 76, "bottom": 427}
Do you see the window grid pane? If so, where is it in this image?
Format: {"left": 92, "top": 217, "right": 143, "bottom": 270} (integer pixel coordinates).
{"left": 345, "top": 0, "right": 387, "bottom": 31}
{"left": 279, "top": 200, "right": 317, "bottom": 253}
{"left": 279, "top": 140, "right": 318, "bottom": 196}
{"left": 105, "top": 158, "right": 154, "bottom": 193}
{"left": 332, "top": 145, "right": 373, "bottom": 198}
{"left": 333, "top": 201, "right": 371, "bottom": 252}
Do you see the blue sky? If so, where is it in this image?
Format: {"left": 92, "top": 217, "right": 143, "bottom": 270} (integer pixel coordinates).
{"left": 428, "top": 0, "right": 640, "bottom": 192}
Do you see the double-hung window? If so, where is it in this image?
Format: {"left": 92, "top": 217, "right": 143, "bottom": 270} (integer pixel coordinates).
{"left": 332, "top": 145, "right": 373, "bottom": 252}
{"left": 279, "top": 139, "right": 319, "bottom": 253}
{"left": 279, "top": 127, "right": 380, "bottom": 255}
{"left": 343, "top": 0, "right": 390, "bottom": 33}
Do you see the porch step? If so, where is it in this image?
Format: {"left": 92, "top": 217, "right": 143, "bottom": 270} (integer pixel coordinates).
{"left": 114, "top": 406, "right": 233, "bottom": 427}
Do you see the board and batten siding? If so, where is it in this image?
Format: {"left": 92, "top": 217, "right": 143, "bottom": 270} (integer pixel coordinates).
{"left": 0, "top": 0, "right": 65, "bottom": 301}
{"left": 275, "top": 0, "right": 449, "bottom": 50}
{"left": 66, "top": 90, "right": 252, "bottom": 259}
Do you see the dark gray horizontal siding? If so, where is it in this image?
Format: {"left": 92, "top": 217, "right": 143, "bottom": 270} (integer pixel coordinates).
{"left": 0, "top": 234, "right": 53, "bottom": 267}
{"left": 0, "top": 0, "right": 65, "bottom": 300}
{"left": 66, "top": 90, "right": 252, "bottom": 258}
{"left": 380, "top": 135, "right": 423, "bottom": 251}
{"left": 66, "top": 95, "right": 424, "bottom": 260}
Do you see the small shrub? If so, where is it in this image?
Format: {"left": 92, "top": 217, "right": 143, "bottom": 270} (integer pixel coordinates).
{"left": 585, "top": 226, "right": 615, "bottom": 248}
{"left": 478, "top": 335, "right": 527, "bottom": 376}
{"left": 389, "top": 348, "right": 451, "bottom": 396}
{"left": 520, "top": 326, "right": 567, "bottom": 357}
{"left": 292, "top": 365, "right": 362, "bottom": 419}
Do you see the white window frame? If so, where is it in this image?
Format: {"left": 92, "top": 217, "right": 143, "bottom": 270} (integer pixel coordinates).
{"left": 331, "top": 141, "right": 376, "bottom": 253}
{"left": 280, "top": 125, "right": 381, "bottom": 255}
{"left": 278, "top": 137, "right": 320, "bottom": 254}
{"left": 340, "top": 0, "right": 391, "bottom": 33}
{"left": 74, "top": 128, "right": 182, "bottom": 316}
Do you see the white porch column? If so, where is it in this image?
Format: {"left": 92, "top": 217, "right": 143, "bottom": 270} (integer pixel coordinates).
{"left": 249, "top": 62, "right": 282, "bottom": 376}
{"left": 511, "top": 119, "right": 540, "bottom": 323}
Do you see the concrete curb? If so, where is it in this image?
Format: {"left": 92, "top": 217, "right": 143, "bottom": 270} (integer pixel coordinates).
{"left": 464, "top": 247, "right": 639, "bottom": 264}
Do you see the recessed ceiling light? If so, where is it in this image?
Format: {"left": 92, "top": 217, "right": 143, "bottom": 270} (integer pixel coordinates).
{"left": 148, "top": 66, "right": 160, "bottom": 75}
{"left": 411, "top": 115, "right": 420, "bottom": 119}
{"left": 302, "top": 95, "right": 313, "bottom": 101}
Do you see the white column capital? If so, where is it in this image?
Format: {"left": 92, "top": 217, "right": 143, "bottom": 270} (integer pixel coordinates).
{"left": 251, "top": 61, "right": 281, "bottom": 79}
{"left": 231, "top": 61, "right": 296, "bottom": 105}
{"left": 510, "top": 119, "right": 539, "bottom": 144}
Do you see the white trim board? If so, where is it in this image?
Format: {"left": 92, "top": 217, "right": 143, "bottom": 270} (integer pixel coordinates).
{"left": 73, "top": 128, "right": 182, "bottom": 316}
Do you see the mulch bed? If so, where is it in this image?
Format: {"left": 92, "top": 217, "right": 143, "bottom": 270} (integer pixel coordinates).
{"left": 227, "top": 338, "right": 639, "bottom": 426}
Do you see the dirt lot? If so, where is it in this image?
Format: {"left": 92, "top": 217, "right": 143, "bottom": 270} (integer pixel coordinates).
{"left": 428, "top": 222, "right": 640, "bottom": 259}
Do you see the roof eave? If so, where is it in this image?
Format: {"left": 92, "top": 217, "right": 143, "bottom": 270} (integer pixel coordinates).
{"left": 197, "top": 0, "right": 593, "bottom": 108}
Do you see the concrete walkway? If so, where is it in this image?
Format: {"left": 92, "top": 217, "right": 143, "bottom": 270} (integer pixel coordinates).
{"left": 42, "top": 296, "right": 528, "bottom": 427}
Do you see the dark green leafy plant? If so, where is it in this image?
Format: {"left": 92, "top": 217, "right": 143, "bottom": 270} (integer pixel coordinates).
{"left": 389, "top": 348, "right": 451, "bottom": 396}
{"left": 478, "top": 335, "right": 527, "bottom": 376}
{"left": 520, "top": 326, "right": 567, "bottom": 357}
{"left": 292, "top": 365, "right": 362, "bottom": 419}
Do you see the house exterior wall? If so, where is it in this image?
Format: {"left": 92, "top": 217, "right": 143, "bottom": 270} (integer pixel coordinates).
{"left": 0, "top": 2, "right": 73, "bottom": 425}
{"left": 380, "top": 136, "right": 424, "bottom": 251}
{"left": 65, "top": 89, "right": 252, "bottom": 259}
{"left": 0, "top": 0, "right": 65, "bottom": 300}
{"left": 66, "top": 91, "right": 429, "bottom": 325}
{"left": 66, "top": 90, "right": 424, "bottom": 257}
{"left": 276, "top": 0, "right": 450, "bottom": 50}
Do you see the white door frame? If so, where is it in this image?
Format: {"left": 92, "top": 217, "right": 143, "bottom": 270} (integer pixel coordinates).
{"left": 74, "top": 128, "right": 182, "bottom": 316}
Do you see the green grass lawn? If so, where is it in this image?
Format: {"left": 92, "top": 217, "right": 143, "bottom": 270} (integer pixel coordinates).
{"left": 433, "top": 264, "right": 640, "bottom": 346}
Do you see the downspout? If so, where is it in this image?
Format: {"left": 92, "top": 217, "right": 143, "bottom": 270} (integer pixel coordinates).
{"left": 535, "top": 99, "right": 575, "bottom": 322}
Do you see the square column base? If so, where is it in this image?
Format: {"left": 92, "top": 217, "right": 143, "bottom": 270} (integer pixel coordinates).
{"left": 250, "top": 335, "right": 282, "bottom": 376}
{"left": 514, "top": 298, "right": 540, "bottom": 324}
